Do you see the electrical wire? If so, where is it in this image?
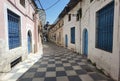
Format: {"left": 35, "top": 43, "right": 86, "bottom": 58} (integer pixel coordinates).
{"left": 45, "top": 0, "right": 61, "bottom": 11}
{"left": 38, "top": 0, "right": 44, "bottom": 9}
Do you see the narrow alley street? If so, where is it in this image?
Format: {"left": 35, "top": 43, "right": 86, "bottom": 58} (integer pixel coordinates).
{"left": 0, "top": 0, "right": 119, "bottom": 81}
{"left": 16, "top": 42, "right": 114, "bottom": 81}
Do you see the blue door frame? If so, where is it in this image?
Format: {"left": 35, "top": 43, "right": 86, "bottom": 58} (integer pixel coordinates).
{"left": 28, "top": 32, "right": 32, "bottom": 54}
{"left": 83, "top": 29, "right": 88, "bottom": 56}
{"left": 65, "top": 35, "right": 68, "bottom": 47}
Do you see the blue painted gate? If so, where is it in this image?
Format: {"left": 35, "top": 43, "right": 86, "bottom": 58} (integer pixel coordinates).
{"left": 65, "top": 35, "right": 68, "bottom": 47}
{"left": 83, "top": 29, "right": 88, "bottom": 56}
{"left": 28, "top": 32, "right": 32, "bottom": 54}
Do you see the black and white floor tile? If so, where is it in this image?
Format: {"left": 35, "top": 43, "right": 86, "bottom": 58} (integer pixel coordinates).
{"left": 17, "top": 43, "right": 114, "bottom": 81}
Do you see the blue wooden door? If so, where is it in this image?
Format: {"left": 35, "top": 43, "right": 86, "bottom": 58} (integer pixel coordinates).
{"left": 65, "top": 35, "right": 68, "bottom": 47}
{"left": 28, "top": 33, "right": 31, "bottom": 54}
{"left": 83, "top": 29, "right": 88, "bottom": 56}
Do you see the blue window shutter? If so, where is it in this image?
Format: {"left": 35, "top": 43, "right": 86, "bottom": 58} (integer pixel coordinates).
{"left": 71, "top": 27, "right": 75, "bottom": 44}
{"left": 96, "top": 1, "right": 114, "bottom": 52}
{"left": 7, "top": 9, "right": 21, "bottom": 49}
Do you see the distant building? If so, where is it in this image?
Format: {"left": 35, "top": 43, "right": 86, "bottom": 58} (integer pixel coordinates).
{"left": 48, "top": 0, "right": 120, "bottom": 81}
{"left": 42, "top": 22, "right": 50, "bottom": 42}
{"left": 0, "top": 0, "right": 42, "bottom": 72}
{"left": 48, "top": 18, "right": 64, "bottom": 46}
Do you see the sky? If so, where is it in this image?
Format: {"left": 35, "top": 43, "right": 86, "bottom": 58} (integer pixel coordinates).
{"left": 35, "top": 0, "right": 70, "bottom": 24}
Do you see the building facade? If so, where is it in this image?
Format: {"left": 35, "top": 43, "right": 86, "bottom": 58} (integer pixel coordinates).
{"left": 48, "top": 0, "right": 120, "bottom": 80}
{"left": 48, "top": 19, "right": 64, "bottom": 46}
{"left": 62, "top": 0, "right": 81, "bottom": 52}
{"left": 80, "top": 0, "right": 119, "bottom": 80}
{"left": 0, "top": 0, "right": 42, "bottom": 72}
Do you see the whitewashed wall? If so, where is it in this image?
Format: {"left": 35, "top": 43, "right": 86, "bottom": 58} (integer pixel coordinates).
{"left": 80, "top": 0, "right": 119, "bottom": 80}
{"left": 63, "top": 2, "right": 81, "bottom": 53}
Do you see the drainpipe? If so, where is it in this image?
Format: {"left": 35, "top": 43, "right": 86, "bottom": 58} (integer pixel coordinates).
{"left": 79, "top": 1, "right": 82, "bottom": 54}
{"left": 118, "top": 0, "right": 120, "bottom": 80}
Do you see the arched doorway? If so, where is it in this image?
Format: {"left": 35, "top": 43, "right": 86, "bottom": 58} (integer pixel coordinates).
{"left": 83, "top": 29, "right": 88, "bottom": 56}
{"left": 28, "top": 31, "right": 32, "bottom": 54}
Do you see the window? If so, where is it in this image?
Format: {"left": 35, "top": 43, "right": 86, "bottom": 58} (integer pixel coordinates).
{"left": 90, "top": 0, "right": 93, "bottom": 3}
{"left": 96, "top": 1, "right": 114, "bottom": 52}
{"left": 59, "top": 23, "right": 60, "bottom": 28}
{"left": 20, "top": 0, "right": 25, "bottom": 7}
{"left": 54, "top": 34, "right": 56, "bottom": 41}
{"left": 7, "top": 9, "right": 21, "bottom": 49}
{"left": 59, "top": 32, "right": 61, "bottom": 42}
{"left": 33, "top": 13, "right": 35, "bottom": 20}
{"left": 76, "top": 8, "right": 82, "bottom": 21}
{"left": 68, "top": 14, "right": 71, "bottom": 21}
{"left": 71, "top": 27, "right": 75, "bottom": 44}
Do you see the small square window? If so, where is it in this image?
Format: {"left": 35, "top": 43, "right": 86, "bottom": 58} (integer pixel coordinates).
{"left": 33, "top": 13, "right": 35, "bottom": 20}
{"left": 76, "top": 8, "right": 82, "bottom": 21}
{"left": 68, "top": 14, "right": 71, "bottom": 21}
{"left": 20, "top": 0, "right": 25, "bottom": 7}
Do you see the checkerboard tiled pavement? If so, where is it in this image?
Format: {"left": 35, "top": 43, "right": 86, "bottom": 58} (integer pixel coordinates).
{"left": 16, "top": 43, "right": 114, "bottom": 81}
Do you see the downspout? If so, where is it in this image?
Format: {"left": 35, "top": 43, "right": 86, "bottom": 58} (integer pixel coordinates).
{"left": 79, "top": 1, "right": 82, "bottom": 54}
{"left": 118, "top": 0, "right": 120, "bottom": 80}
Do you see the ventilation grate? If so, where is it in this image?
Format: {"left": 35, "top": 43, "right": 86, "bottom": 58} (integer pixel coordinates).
{"left": 11, "top": 57, "right": 22, "bottom": 68}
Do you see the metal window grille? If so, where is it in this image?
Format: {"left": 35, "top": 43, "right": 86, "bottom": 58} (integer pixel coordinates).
{"left": 96, "top": 1, "right": 114, "bottom": 52}
{"left": 71, "top": 27, "right": 75, "bottom": 44}
{"left": 7, "top": 9, "right": 21, "bottom": 49}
